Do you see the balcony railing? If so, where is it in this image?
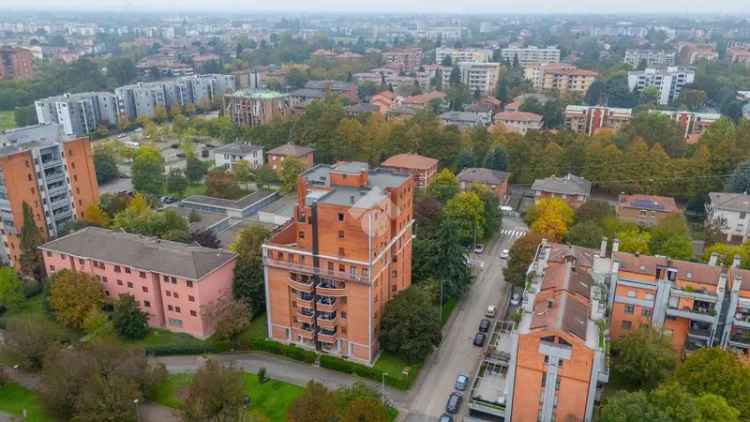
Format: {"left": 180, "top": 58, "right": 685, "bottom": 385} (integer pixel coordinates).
{"left": 666, "top": 306, "right": 717, "bottom": 323}
{"left": 688, "top": 325, "right": 712, "bottom": 339}
{"left": 289, "top": 277, "right": 313, "bottom": 293}
{"left": 296, "top": 311, "right": 314, "bottom": 324}
{"left": 264, "top": 257, "right": 367, "bottom": 283}
{"left": 292, "top": 327, "right": 314, "bottom": 340}
{"left": 317, "top": 284, "right": 347, "bottom": 297}
{"left": 318, "top": 329, "right": 338, "bottom": 343}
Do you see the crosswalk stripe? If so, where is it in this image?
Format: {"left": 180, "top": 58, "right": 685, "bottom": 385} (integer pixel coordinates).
{"left": 500, "top": 229, "right": 527, "bottom": 239}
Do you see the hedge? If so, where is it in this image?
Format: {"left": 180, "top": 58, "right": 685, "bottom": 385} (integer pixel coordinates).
{"left": 144, "top": 344, "right": 221, "bottom": 356}
{"left": 250, "top": 338, "right": 317, "bottom": 364}
{"left": 319, "top": 355, "right": 413, "bottom": 390}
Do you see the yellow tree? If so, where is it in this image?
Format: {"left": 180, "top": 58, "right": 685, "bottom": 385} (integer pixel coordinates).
{"left": 83, "top": 204, "right": 111, "bottom": 227}
{"left": 530, "top": 197, "right": 574, "bottom": 241}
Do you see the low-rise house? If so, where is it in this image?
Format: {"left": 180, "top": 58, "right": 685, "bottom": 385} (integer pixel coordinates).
{"left": 439, "top": 111, "right": 492, "bottom": 130}
{"left": 565, "top": 105, "right": 632, "bottom": 136}
{"left": 457, "top": 167, "right": 510, "bottom": 201}
{"left": 213, "top": 143, "right": 264, "bottom": 170}
{"left": 493, "top": 111, "right": 544, "bottom": 134}
{"left": 288, "top": 88, "right": 327, "bottom": 108}
{"left": 370, "top": 91, "right": 398, "bottom": 114}
{"left": 344, "top": 103, "right": 380, "bottom": 116}
{"left": 531, "top": 174, "right": 592, "bottom": 209}
{"left": 616, "top": 194, "right": 681, "bottom": 226}
{"left": 401, "top": 91, "right": 447, "bottom": 110}
{"left": 381, "top": 153, "right": 439, "bottom": 189}
{"left": 267, "top": 143, "right": 315, "bottom": 171}
{"left": 40, "top": 227, "right": 237, "bottom": 339}
{"left": 706, "top": 192, "right": 750, "bottom": 243}
{"left": 303, "top": 80, "right": 358, "bottom": 103}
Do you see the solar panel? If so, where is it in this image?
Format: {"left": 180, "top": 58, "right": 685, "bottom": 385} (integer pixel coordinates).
{"left": 631, "top": 199, "right": 664, "bottom": 211}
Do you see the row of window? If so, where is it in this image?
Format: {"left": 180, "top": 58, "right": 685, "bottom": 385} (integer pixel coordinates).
{"left": 47, "top": 252, "right": 193, "bottom": 287}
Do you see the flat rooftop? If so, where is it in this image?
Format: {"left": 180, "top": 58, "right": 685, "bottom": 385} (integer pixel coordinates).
{"left": 182, "top": 190, "right": 276, "bottom": 211}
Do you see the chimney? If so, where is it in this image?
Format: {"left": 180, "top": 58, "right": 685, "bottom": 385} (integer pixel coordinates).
{"left": 733, "top": 255, "right": 742, "bottom": 269}
{"left": 709, "top": 252, "right": 719, "bottom": 267}
{"left": 612, "top": 238, "right": 620, "bottom": 254}
{"left": 600, "top": 237, "right": 608, "bottom": 258}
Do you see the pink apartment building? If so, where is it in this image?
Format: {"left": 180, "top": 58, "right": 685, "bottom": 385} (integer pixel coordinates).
{"left": 40, "top": 227, "right": 237, "bottom": 339}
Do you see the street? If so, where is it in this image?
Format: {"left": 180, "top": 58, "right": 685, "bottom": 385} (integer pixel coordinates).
{"left": 403, "top": 215, "right": 527, "bottom": 421}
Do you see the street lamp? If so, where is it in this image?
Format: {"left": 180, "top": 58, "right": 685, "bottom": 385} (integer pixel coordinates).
{"left": 134, "top": 399, "right": 140, "bottom": 422}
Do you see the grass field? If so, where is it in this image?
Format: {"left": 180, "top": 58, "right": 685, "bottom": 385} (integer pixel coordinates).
{"left": 0, "top": 111, "right": 15, "bottom": 130}
{"left": 154, "top": 372, "right": 304, "bottom": 421}
{"left": 183, "top": 183, "right": 207, "bottom": 197}
{"left": 0, "top": 383, "right": 52, "bottom": 422}
{"left": 128, "top": 328, "right": 209, "bottom": 349}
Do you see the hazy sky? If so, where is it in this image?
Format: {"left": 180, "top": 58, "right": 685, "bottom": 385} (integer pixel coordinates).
{"left": 4, "top": 0, "right": 750, "bottom": 14}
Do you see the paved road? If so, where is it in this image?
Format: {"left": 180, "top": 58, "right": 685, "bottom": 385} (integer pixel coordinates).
{"left": 403, "top": 217, "right": 527, "bottom": 421}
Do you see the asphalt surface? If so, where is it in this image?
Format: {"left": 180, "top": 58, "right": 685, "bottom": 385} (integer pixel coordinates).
{"left": 403, "top": 216, "right": 528, "bottom": 421}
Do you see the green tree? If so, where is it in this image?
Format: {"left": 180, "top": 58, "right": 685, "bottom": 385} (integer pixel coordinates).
{"left": 617, "top": 228, "right": 652, "bottom": 254}
{"left": 82, "top": 305, "right": 114, "bottom": 338}
{"left": 232, "top": 160, "right": 253, "bottom": 188}
{"left": 1, "top": 317, "right": 67, "bottom": 371}
{"left": 206, "top": 169, "right": 244, "bottom": 199}
{"left": 599, "top": 390, "right": 671, "bottom": 422}
{"left": 185, "top": 156, "right": 207, "bottom": 183}
{"left": 574, "top": 200, "right": 614, "bottom": 224}
{"left": 232, "top": 226, "right": 271, "bottom": 315}
{"left": 0, "top": 266, "right": 24, "bottom": 310}
{"left": 505, "top": 232, "right": 543, "bottom": 288}
{"left": 49, "top": 270, "right": 105, "bottom": 330}
{"left": 132, "top": 146, "right": 164, "bottom": 196}
{"left": 427, "top": 169, "right": 460, "bottom": 202}
{"left": 19, "top": 202, "right": 45, "bottom": 281}
{"left": 649, "top": 215, "right": 692, "bottom": 259}
{"left": 565, "top": 221, "right": 605, "bottom": 249}
{"left": 112, "top": 294, "right": 149, "bottom": 340}
{"left": 210, "top": 299, "right": 251, "bottom": 344}
{"left": 726, "top": 160, "right": 750, "bottom": 193}
{"left": 182, "top": 360, "right": 247, "bottom": 422}
{"left": 620, "top": 112, "right": 685, "bottom": 157}
{"left": 341, "top": 398, "right": 389, "bottom": 422}
{"left": 610, "top": 326, "right": 677, "bottom": 391}
{"left": 93, "top": 149, "right": 119, "bottom": 184}
{"left": 286, "top": 68, "right": 308, "bottom": 89}
{"left": 166, "top": 168, "right": 188, "bottom": 196}
{"left": 280, "top": 157, "right": 305, "bottom": 193}
{"left": 678, "top": 88, "right": 707, "bottom": 111}
{"left": 649, "top": 382, "right": 740, "bottom": 422}
{"left": 443, "top": 191, "right": 486, "bottom": 245}
{"left": 379, "top": 287, "right": 441, "bottom": 363}
{"left": 674, "top": 347, "right": 750, "bottom": 418}
{"left": 433, "top": 218, "right": 473, "bottom": 300}
{"left": 288, "top": 381, "right": 339, "bottom": 422}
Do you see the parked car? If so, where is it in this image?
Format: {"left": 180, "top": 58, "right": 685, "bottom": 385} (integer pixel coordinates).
{"left": 455, "top": 374, "right": 470, "bottom": 391}
{"left": 474, "top": 244, "right": 485, "bottom": 254}
{"left": 510, "top": 292, "right": 521, "bottom": 306}
{"left": 473, "top": 333, "right": 487, "bottom": 347}
{"left": 478, "top": 319, "right": 491, "bottom": 333}
{"left": 485, "top": 305, "right": 496, "bottom": 318}
{"left": 499, "top": 249, "right": 510, "bottom": 259}
{"left": 439, "top": 414, "right": 454, "bottom": 422}
{"left": 446, "top": 393, "right": 463, "bottom": 414}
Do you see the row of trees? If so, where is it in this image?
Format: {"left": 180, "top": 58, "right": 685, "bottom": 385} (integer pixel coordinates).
{"left": 288, "top": 380, "right": 394, "bottom": 422}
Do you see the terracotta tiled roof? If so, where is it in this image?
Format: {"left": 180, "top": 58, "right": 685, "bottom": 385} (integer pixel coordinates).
{"left": 494, "top": 111, "right": 543, "bottom": 122}
{"left": 381, "top": 153, "right": 438, "bottom": 170}
{"left": 618, "top": 194, "right": 679, "bottom": 213}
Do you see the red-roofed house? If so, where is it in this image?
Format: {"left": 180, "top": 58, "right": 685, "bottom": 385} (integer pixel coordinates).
{"left": 493, "top": 111, "right": 544, "bottom": 134}
{"left": 381, "top": 153, "right": 439, "bottom": 189}
{"left": 616, "top": 194, "right": 681, "bottom": 226}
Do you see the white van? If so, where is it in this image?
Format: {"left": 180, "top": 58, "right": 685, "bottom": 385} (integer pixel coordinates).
{"left": 486, "top": 305, "right": 497, "bottom": 318}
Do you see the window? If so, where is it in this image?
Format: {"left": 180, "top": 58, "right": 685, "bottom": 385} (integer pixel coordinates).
{"left": 190, "top": 310, "right": 197, "bottom": 317}
{"left": 338, "top": 213, "right": 344, "bottom": 222}
{"left": 175, "top": 306, "right": 181, "bottom": 313}
{"left": 627, "top": 291, "right": 636, "bottom": 298}
{"left": 102, "top": 277, "right": 108, "bottom": 283}
{"left": 48, "top": 265, "right": 55, "bottom": 272}
{"left": 144, "top": 301, "right": 150, "bottom": 307}
{"left": 392, "top": 270, "right": 398, "bottom": 278}
{"left": 127, "top": 282, "right": 133, "bottom": 288}
{"left": 339, "top": 264, "right": 345, "bottom": 272}
{"left": 299, "top": 231, "right": 305, "bottom": 239}
{"left": 139, "top": 271, "right": 146, "bottom": 278}
{"left": 79, "top": 258, "right": 84, "bottom": 265}
{"left": 171, "top": 277, "right": 177, "bottom": 283}
{"left": 624, "top": 304, "right": 635, "bottom": 314}
{"left": 642, "top": 308, "right": 652, "bottom": 317}
{"left": 125, "top": 267, "right": 131, "bottom": 274}
{"left": 167, "top": 305, "right": 173, "bottom": 311}
{"left": 168, "top": 318, "right": 182, "bottom": 328}
{"left": 741, "top": 212, "right": 747, "bottom": 219}
{"left": 117, "top": 280, "right": 123, "bottom": 286}
{"left": 142, "top": 286, "right": 149, "bottom": 293}
{"left": 173, "top": 292, "right": 179, "bottom": 299}
{"left": 114, "top": 265, "right": 121, "bottom": 273}
{"left": 338, "top": 247, "right": 345, "bottom": 256}
{"left": 328, "top": 262, "right": 334, "bottom": 271}
{"left": 186, "top": 281, "right": 193, "bottom": 288}
{"left": 338, "top": 231, "right": 344, "bottom": 239}
{"left": 188, "top": 295, "right": 195, "bottom": 302}
{"left": 622, "top": 320, "right": 632, "bottom": 330}
{"left": 341, "top": 311, "right": 347, "bottom": 320}
{"left": 166, "top": 291, "right": 171, "bottom": 297}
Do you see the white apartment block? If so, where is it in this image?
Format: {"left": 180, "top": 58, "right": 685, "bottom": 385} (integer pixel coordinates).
{"left": 624, "top": 49, "right": 677, "bottom": 68}
{"left": 707, "top": 192, "right": 750, "bottom": 243}
{"left": 35, "top": 92, "right": 118, "bottom": 137}
{"left": 213, "top": 143, "right": 264, "bottom": 170}
{"left": 436, "top": 47, "right": 493, "bottom": 64}
{"left": 627, "top": 67, "right": 695, "bottom": 106}
{"left": 458, "top": 62, "right": 501, "bottom": 96}
{"left": 500, "top": 46, "right": 560, "bottom": 67}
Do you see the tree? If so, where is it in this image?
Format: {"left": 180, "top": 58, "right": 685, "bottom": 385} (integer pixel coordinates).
{"left": 83, "top": 204, "right": 111, "bottom": 227}
{"left": 674, "top": 347, "right": 750, "bottom": 418}
{"left": 678, "top": 88, "right": 707, "bottom": 111}
{"left": 211, "top": 299, "right": 251, "bottom": 344}
{"left": 288, "top": 381, "right": 339, "bottom": 422}
{"left": 650, "top": 215, "right": 692, "bottom": 259}
{"left": 112, "top": 294, "right": 149, "bottom": 340}
{"left": 0, "top": 266, "right": 24, "bottom": 311}
{"left": 649, "top": 382, "right": 740, "bottom": 422}
{"left": 207, "top": 169, "right": 244, "bottom": 199}
{"left": 529, "top": 198, "right": 574, "bottom": 241}
{"left": 73, "top": 373, "right": 141, "bottom": 422}
{"left": 617, "top": 228, "right": 652, "bottom": 255}
{"left": 341, "top": 398, "right": 389, "bottom": 422}
{"left": 574, "top": 200, "right": 614, "bottom": 224}
{"left": 1, "top": 317, "right": 66, "bottom": 371}
{"left": 286, "top": 68, "right": 308, "bottom": 89}
{"left": 427, "top": 169, "right": 459, "bottom": 202}
{"left": 505, "top": 232, "right": 543, "bottom": 288}
{"left": 565, "top": 221, "right": 605, "bottom": 249}
{"left": 191, "top": 230, "right": 221, "bottom": 248}
{"left": 726, "top": 160, "right": 750, "bottom": 193}
{"left": 599, "top": 390, "right": 671, "bottom": 422}
{"left": 432, "top": 219, "right": 473, "bottom": 300}
{"left": 379, "top": 287, "right": 441, "bottom": 363}
{"left": 620, "top": 113, "right": 685, "bottom": 157}
{"left": 483, "top": 145, "right": 508, "bottom": 171}
{"left": 132, "top": 146, "right": 164, "bottom": 196}
{"left": 186, "top": 156, "right": 207, "bottom": 183}
{"left": 232, "top": 226, "right": 271, "bottom": 315}
{"left": 610, "top": 326, "right": 677, "bottom": 391}
{"left": 94, "top": 149, "right": 119, "bottom": 184}
{"left": 443, "top": 191, "right": 486, "bottom": 245}
{"left": 19, "top": 202, "right": 45, "bottom": 281}
{"left": 49, "top": 270, "right": 105, "bottom": 330}
{"left": 182, "top": 360, "right": 247, "bottom": 422}
{"left": 232, "top": 160, "right": 254, "bottom": 188}
{"left": 166, "top": 168, "right": 188, "bottom": 196}
{"left": 255, "top": 167, "right": 278, "bottom": 191}
{"left": 82, "top": 305, "right": 114, "bottom": 338}
{"left": 280, "top": 157, "right": 305, "bottom": 193}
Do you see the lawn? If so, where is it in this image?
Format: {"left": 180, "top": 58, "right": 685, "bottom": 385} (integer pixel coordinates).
{"left": 128, "top": 328, "right": 209, "bottom": 349}
{"left": 0, "top": 382, "right": 52, "bottom": 422}
{"left": 153, "top": 372, "right": 303, "bottom": 422}
{"left": 0, "top": 111, "right": 15, "bottom": 130}
{"left": 241, "top": 313, "right": 268, "bottom": 342}
{"left": 374, "top": 352, "right": 420, "bottom": 387}
{"left": 183, "top": 183, "right": 207, "bottom": 197}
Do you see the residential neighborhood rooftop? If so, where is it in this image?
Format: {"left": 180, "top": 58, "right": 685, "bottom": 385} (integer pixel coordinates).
{"left": 267, "top": 143, "right": 315, "bottom": 157}
{"left": 381, "top": 153, "right": 439, "bottom": 170}
{"left": 531, "top": 173, "right": 592, "bottom": 196}
{"left": 457, "top": 167, "right": 509, "bottom": 185}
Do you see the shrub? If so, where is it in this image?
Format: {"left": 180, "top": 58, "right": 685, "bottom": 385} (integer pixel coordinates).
{"left": 258, "top": 367, "right": 267, "bottom": 384}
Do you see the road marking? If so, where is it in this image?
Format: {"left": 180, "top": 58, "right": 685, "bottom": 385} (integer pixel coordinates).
{"left": 500, "top": 229, "right": 527, "bottom": 239}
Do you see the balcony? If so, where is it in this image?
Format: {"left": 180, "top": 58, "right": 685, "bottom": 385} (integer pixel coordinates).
{"left": 317, "top": 312, "right": 337, "bottom": 328}
{"left": 42, "top": 158, "right": 63, "bottom": 169}
{"left": 317, "top": 297, "right": 337, "bottom": 312}
{"left": 44, "top": 172, "right": 65, "bottom": 183}
{"left": 318, "top": 328, "right": 338, "bottom": 344}
{"left": 666, "top": 306, "right": 717, "bottom": 323}
{"left": 295, "top": 293, "right": 314, "bottom": 309}
{"left": 296, "top": 309, "right": 314, "bottom": 324}
{"left": 687, "top": 323, "right": 712, "bottom": 340}
{"left": 53, "top": 209, "right": 74, "bottom": 222}
{"left": 293, "top": 327, "right": 314, "bottom": 340}
{"left": 264, "top": 257, "right": 367, "bottom": 283}
{"left": 289, "top": 276, "right": 313, "bottom": 293}
{"left": 317, "top": 279, "right": 346, "bottom": 297}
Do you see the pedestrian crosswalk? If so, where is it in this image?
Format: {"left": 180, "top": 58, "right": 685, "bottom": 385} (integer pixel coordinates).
{"left": 500, "top": 229, "right": 527, "bottom": 240}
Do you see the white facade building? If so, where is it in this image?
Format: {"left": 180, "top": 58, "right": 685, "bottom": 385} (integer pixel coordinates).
{"left": 623, "top": 49, "right": 676, "bottom": 68}
{"left": 707, "top": 192, "right": 750, "bottom": 243}
{"left": 213, "top": 143, "right": 264, "bottom": 170}
{"left": 627, "top": 67, "right": 695, "bottom": 105}
{"left": 458, "top": 62, "right": 501, "bottom": 96}
{"left": 35, "top": 92, "right": 118, "bottom": 137}
{"left": 436, "top": 47, "right": 493, "bottom": 65}
{"left": 500, "top": 46, "right": 560, "bottom": 67}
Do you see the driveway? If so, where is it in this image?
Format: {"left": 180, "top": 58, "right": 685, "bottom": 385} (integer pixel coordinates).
{"left": 403, "top": 216, "right": 527, "bottom": 421}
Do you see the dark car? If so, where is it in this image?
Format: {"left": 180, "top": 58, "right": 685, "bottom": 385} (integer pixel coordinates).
{"left": 473, "top": 332, "right": 486, "bottom": 347}
{"left": 439, "top": 414, "right": 454, "bottom": 422}
{"left": 478, "top": 319, "right": 491, "bottom": 333}
{"left": 446, "top": 393, "right": 463, "bottom": 414}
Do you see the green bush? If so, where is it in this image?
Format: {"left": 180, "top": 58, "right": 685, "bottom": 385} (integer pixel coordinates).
{"left": 319, "top": 356, "right": 412, "bottom": 390}
{"left": 250, "top": 339, "right": 317, "bottom": 364}
{"left": 145, "top": 344, "right": 220, "bottom": 356}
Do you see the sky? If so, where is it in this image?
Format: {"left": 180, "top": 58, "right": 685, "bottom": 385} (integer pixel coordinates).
{"left": 3, "top": 0, "right": 750, "bottom": 15}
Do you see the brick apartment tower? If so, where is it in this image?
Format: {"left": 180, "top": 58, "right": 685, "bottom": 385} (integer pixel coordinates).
{"left": 263, "top": 162, "right": 415, "bottom": 364}
{"left": 0, "top": 46, "right": 33, "bottom": 81}
{"left": 0, "top": 132, "right": 99, "bottom": 267}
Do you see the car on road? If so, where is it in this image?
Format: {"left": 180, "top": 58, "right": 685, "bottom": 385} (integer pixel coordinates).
{"left": 473, "top": 332, "right": 487, "bottom": 347}
{"left": 474, "top": 244, "right": 485, "bottom": 254}
{"left": 455, "top": 374, "right": 470, "bottom": 391}
{"left": 485, "top": 305, "right": 496, "bottom": 318}
{"left": 478, "top": 319, "right": 491, "bottom": 333}
{"left": 439, "top": 414, "right": 454, "bottom": 422}
{"left": 446, "top": 393, "right": 463, "bottom": 414}
{"left": 499, "top": 249, "right": 510, "bottom": 259}
{"left": 511, "top": 292, "right": 521, "bottom": 306}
